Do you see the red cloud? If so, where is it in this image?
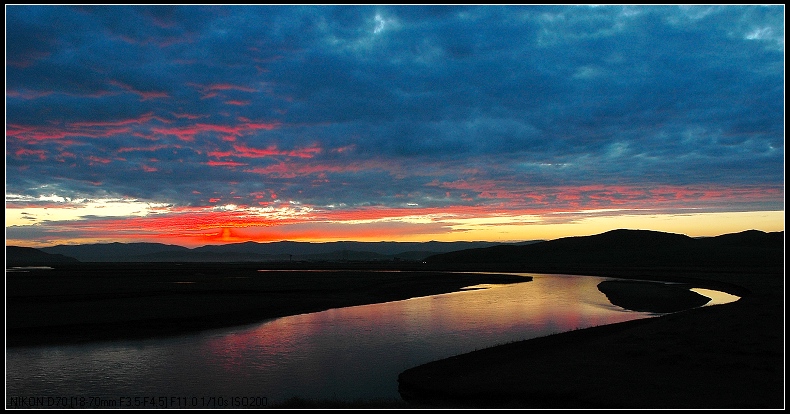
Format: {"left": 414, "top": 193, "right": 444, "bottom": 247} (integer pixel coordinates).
{"left": 13, "top": 148, "right": 47, "bottom": 160}
{"left": 32, "top": 206, "right": 455, "bottom": 246}
{"left": 12, "top": 182, "right": 782, "bottom": 248}
{"left": 116, "top": 144, "right": 182, "bottom": 153}
{"left": 87, "top": 156, "right": 113, "bottom": 165}
{"left": 7, "top": 123, "right": 131, "bottom": 142}
{"left": 171, "top": 112, "right": 207, "bottom": 120}
{"left": 69, "top": 113, "right": 169, "bottom": 128}
{"left": 7, "top": 113, "right": 168, "bottom": 144}
{"left": 108, "top": 80, "right": 170, "bottom": 101}
{"left": 424, "top": 181, "right": 785, "bottom": 213}
{"left": 243, "top": 161, "right": 364, "bottom": 178}
{"left": 205, "top": 160, "right": 247, "bottom": 167}
{"left": 153, "top": 121, "right": 280, "bottom": 142}
{"left": 189, "top": 83, "right": 258, "bottom": 99}
{"left": 197, "top": 83, "right": 258, "bottom": 93}
{"left": 208, "top": 143, "right": 321, "bottom": 162}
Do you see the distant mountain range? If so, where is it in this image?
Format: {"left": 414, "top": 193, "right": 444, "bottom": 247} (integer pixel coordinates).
{"left": 5, "top": 229, "right": 783, "bottom": 268}
{"left": 18, "top": 240, "right": 538, "bottom": 264}
{"left": 425, "top": 229, "right": 784, "bottom": 269}
{"left": 6, "top": 246, "right": 80, "bottom": 266}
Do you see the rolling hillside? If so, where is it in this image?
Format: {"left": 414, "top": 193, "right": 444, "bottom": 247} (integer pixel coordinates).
{"left": 425, "top": 229, "right": 784, "bottom": 269}
{"left": 6, "top": 246, "right": 80, "bottom": 267}
{"left": 36, "top": 240, "right": 534, "bottom": 262}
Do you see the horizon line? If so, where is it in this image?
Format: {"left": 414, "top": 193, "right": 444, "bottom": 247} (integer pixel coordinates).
{"left": 7, "top": 228, "right": 783, "bottom": 250}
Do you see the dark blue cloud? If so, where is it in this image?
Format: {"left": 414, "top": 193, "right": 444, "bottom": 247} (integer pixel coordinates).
{"left": 6, "top": 5, "right": 784, "bottom": 212}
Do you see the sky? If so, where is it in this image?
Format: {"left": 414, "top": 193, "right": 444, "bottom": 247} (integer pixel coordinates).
{"left": 5, "top": 5, "right": 785, "bottom": 248}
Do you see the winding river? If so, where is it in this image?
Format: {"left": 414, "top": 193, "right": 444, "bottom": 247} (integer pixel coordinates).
{"left": 5, "top": 273, "right": 738, "bottom": 408}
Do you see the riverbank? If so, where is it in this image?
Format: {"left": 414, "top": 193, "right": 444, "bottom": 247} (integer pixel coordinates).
{"left": 6, "top": 262, "right": 530, "bottom": 347}
{"left": 397, "top": 266, "right": 784, "bottom": 409}
{"left": 596, "top": 279, "right": 713, "bottom": 313}
{"left": 7, "top": 262, "right": 783, "bottom": 408}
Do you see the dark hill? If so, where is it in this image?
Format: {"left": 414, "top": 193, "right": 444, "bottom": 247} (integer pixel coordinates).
{"left": 698, "top": 229, "right": 785, "bottom": 248}
{"left": 41, "top": 242, "right": 190, "bottom": 262}
{"left": 38, "top": 241, "right": 514, "bottom": 262}
{"left": 6, "top": 246, "right": 80, "bottom": 267}
{"left": 191, "top": 240, "right": 505, "bottom": 256}
{"left": 426, "top": 229, "right": 784, "bottom": 270}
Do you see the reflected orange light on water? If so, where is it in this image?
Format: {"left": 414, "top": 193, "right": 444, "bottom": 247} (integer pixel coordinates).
{"left": 202, "top": 274, "right": 647, "bottom": 376}
{"left": 9, "top": 273, "right": 740, "bottom": 403}
{"left": 690, "top": 288, "right": 741, "bottom": 306}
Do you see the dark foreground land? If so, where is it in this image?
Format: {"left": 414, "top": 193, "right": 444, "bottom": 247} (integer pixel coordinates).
{"left": 5, "top": 262, "right": 529, "bottom": 347}
{"left": 6, "top": 262, "right": 785, "bottom": 408}
{"left": 398, "top": 265, "right": 785, "bottom": 409}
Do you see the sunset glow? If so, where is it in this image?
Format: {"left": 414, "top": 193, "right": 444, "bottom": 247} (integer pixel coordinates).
{"left": 6, "top": 5, "right": 784, "bottom": 248}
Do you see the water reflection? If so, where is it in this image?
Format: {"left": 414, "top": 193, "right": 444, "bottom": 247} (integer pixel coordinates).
{"left": 6, "top": 266, "right": 55, "bottom": 272}
{"left": 6, "top": 273, "right": 724, "bottom": 406}
{"left": 690, "top": 288, "right": 740, "bottom": 306}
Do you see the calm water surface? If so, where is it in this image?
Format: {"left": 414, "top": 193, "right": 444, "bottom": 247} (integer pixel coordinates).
{"left": 5, "top": 273, "right": 736, "bottom": 407}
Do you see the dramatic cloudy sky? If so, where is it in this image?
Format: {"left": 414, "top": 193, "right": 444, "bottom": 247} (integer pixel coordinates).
{"left": 6, "top": 5, "right": 785, "bottom": 247}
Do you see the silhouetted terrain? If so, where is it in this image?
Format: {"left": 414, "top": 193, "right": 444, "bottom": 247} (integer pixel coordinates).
{"left": 6, "top": 246, "right": 80, "bottom": 267}
{"left": 5, "top": 263, "right": 529, "bottom": 347}
{"left": 397, "top": 229, "right": 785, "bottom": 409}
{"left": 596, "top": 280, "right": 711, "bottom": 313}
{"left": 36, "top": 240, "right": 540, "bottom": 263}
{"left": 21, "top": 229, "right": 782, "bottom": 266}
{"left": 425, "top": 229, "right": 783, "bottom": 270}
{"left": 6, "top": 229, "right": 785, "bottom": 408}
{"left": 41, "top": 242, "right": 190, "bottom": 262}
